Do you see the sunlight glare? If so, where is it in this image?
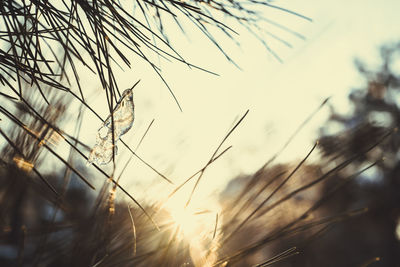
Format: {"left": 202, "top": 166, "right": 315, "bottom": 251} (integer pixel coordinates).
{"left": 13, "top": 157, "right": 34, "bottom": 172}
{"left": 162, "top": 189, "right": 222, "bottom": 266}
{"left": 164, "top": 191, "right": 213, "bottom": 239}
{"left": 169, "top": 205, "right": 200, "bottom": 240}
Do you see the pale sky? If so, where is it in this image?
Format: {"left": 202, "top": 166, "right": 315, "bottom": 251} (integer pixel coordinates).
{"left": 91, "top": 0, "right": 400, "bottom": 205}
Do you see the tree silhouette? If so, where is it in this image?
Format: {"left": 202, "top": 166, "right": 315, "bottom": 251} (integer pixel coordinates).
{"left": 267, "top": 41, "right": 400, "bottom": 267}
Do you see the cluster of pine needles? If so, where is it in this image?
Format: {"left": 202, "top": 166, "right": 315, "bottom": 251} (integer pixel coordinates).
{"left": 1, "top": 1, "right": 399, "bottom": 266}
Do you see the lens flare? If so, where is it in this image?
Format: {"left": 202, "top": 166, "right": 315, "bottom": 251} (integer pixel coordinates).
{"left": 13, "top": 157, "right": 34, "bottom": 172}
{"left": 168, "top": 205, "right": 200, "bottom": 240}
{"left": 164, "top": 192, "right": 221, "bottom": 267}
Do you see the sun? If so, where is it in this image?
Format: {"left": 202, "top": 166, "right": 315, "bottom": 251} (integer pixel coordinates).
{"left": 163, "top": 190, "right": 218, "bottom": 242}
{"left": 163, "top": 192, "right": 221, "bottom": 267}
{"left": 168, "top": 205, "right": 200, "bottom": 240}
